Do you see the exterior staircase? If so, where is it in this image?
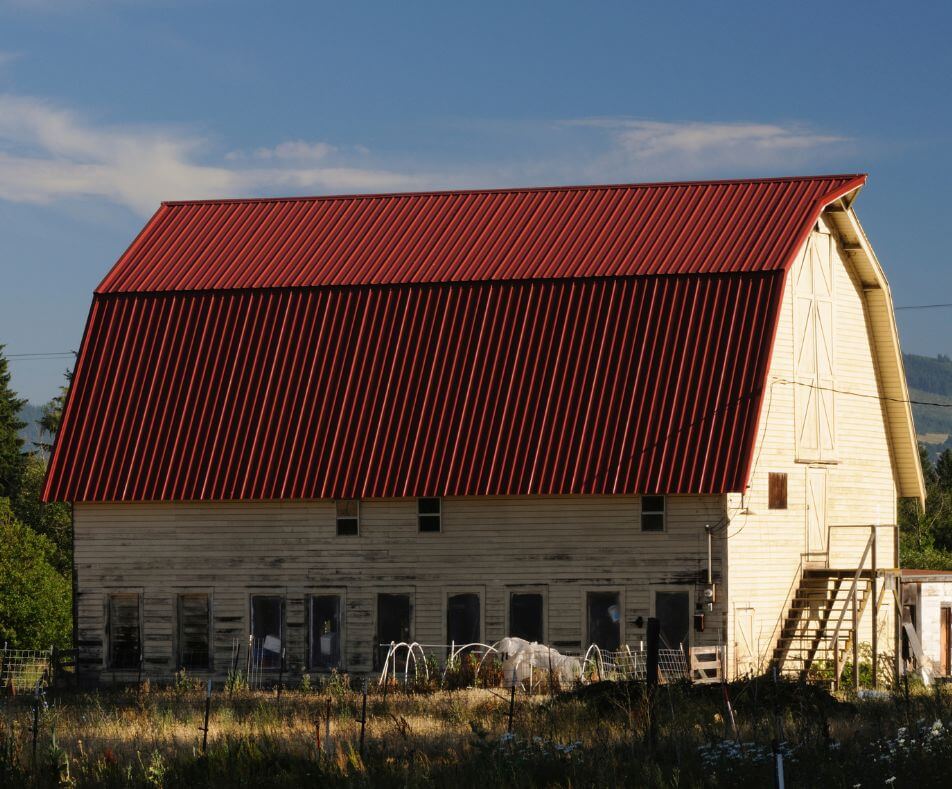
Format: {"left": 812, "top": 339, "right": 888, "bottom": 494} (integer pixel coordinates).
{"left": 772, "top": 568, "right": 873, "bottom": 682}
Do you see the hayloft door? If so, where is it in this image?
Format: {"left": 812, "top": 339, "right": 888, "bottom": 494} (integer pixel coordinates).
{"left": 806, "top": 467, "right": 828, "bottom": 562}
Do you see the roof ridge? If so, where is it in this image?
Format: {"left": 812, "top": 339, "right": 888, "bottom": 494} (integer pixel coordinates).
{"left": 160, "top": 173, "right": 867, "bottom": 208}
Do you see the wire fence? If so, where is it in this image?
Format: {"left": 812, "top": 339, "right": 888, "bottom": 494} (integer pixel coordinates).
{"left": 0, "top": 646, "right": 53, "bottom": 693}
{"left": 377, "top": 641, "right": 719, "bottom": 689}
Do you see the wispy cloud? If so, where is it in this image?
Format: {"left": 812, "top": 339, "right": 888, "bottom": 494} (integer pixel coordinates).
{"left": 0, "top": 95, "right": 428, "bottom": 215}
{"left": 563, "top": 118, "right": 849, "bottom": 179}
{"left": 0, "top": 94, "right": 852, "bottom": 217}
{"left": 0, "top": 51, "right": 20, "bottom": 67}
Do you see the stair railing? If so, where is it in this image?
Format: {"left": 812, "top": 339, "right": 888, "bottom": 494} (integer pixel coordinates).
{"left": 831, "top": 530, "right": 874, "bottom": 691}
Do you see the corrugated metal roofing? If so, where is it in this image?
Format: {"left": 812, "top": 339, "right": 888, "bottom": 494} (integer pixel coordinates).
{"left": 97, "top": 174, "right": 865, "bottom": 292}
{"left": 45, "top": 175, "right": 865, "bottom": 503}
{"left": 44, "top": 272, "right": 784, "bottom": 501}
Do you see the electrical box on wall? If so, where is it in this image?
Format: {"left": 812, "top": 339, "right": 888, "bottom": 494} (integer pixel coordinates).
{"left": 702, "top": 583, "right": 716, "bottom": 610}
{"left": 694, "top": 612, "right": 705, "bottom": 632}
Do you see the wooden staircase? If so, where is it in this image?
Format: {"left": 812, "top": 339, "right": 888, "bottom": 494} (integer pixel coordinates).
{"left": 772, "top": 568, "right": 873, "bottom": 681}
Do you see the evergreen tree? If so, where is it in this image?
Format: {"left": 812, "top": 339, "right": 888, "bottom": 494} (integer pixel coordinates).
{"left": 0, "top": 345, "right": 26, "bottom": 498}
{"left": 34, "top": 366, "right": 72, "bottom": 454}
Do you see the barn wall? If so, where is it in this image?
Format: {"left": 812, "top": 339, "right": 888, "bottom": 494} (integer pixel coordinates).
{"left": 73, "top": 494, "right": 726, "bottom": 682}
{"left": 726, "top": 211, "right": 899, "bottom": 675}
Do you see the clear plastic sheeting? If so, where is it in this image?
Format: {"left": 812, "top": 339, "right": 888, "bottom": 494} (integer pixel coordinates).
{"left": 375, "top": 639, "right": 715, "bottom": 688}
{"left": 497, "top": 638, "right": 582, "bottom": 687}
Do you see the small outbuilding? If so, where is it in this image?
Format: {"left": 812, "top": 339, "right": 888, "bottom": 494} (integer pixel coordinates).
{"left": 901, "top": 570, "right": 952, "bottom": 678}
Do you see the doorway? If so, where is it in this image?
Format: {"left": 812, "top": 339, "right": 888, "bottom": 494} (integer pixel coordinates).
{"left": 375, "top": 593, "right": 412, "bottom": 670}
{"left": 806, "top": 467, "right": 828, "bottom": 561}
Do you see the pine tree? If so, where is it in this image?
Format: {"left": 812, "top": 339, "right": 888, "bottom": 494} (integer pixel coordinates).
{"left": 0, "top": 345, "right": 26, "bottom": 498}
{"left": 34, "top": 366, "right": 72, "bottom": 454}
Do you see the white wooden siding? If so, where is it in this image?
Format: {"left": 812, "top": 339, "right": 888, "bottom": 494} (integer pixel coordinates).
{"left": 74, "top": 494, "right": 726, "bottom": 681}
{"left": 726, "top": 213, "right": 899, "bottom": 674}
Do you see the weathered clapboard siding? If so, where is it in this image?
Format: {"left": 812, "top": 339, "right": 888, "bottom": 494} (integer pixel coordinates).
{"left": 725, "top": 212, "right": 898, "bottom": 675}
{"left": 74, "top": 494, "right": 726, "bottom": 681}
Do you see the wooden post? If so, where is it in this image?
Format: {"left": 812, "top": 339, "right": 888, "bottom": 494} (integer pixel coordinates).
{"left": 507, "top": 668, "right": 516, "bottom": 733}
{"left": 646, "top": 617, "right": 660, "bottom": 689}
{"left": 201, "top": 679, "right": 212, "bottom": 754}
{"left": 31, "top": 682, "right": 40, "bottom": 769}
{"left": 852, "top": 589, "right": 860, "bottom": 693}
{"left": 358, "top": 680, "right": 368, "bottom": 756}
{"left": 277, "top": 648, "right": 285, "bottom": 699}
{"left": 871, "top": 525, "right": 878, "bottom": 690}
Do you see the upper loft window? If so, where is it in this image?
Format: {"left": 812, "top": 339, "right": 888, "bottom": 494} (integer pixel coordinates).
{"left": 640, "top": 495, "right": 665, "bottom": 532}
{"left": 768, "top": 473, "right": 788, "bottom": 510}
{"left": 336, "top": 499, "right": 359, "bottom": 536}
{"left": 418, "top": 497, "right": 442, "bottom": 533}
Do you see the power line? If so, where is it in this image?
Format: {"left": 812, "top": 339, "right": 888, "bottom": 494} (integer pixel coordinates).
{"left": 774, "top": 377, "right": 952, "bottom": 408}
{"left": 5, "top": 352, "right": 75, "bottom": 360}
{"left": 895, "top": 303, "right": 952, "bottom": 311}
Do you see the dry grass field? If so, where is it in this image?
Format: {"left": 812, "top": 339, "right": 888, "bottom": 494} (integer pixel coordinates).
{"left": 2, "top": 672, "right": 952, "bottom": 787}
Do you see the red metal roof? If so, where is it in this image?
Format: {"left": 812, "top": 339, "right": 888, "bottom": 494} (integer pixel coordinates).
{"left": 44, "top": 273, "right": 783, "bottom": 501}
{"left": 98, "top": 175, "right": 864, "bottom": 292}
{"left": 44, "top": 175, "right": 864, "bottom": 502}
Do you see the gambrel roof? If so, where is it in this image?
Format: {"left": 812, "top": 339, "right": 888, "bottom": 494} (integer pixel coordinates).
{"left": 43, "top": 174, "right": 921, "bottom": 502}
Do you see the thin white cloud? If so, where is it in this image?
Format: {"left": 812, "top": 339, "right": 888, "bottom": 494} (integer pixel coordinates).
{"left": 0, "top": 95, "right": 853, "bottom": 217}
{"left": 564, "top": 118, "right": 849, "bottom": 179}
{"left": 253, "top": 140, "right": 336, "bottom": 161}
{"left": 0, "top": 95, "right": 427, "bottom": 215}
{"left": 0, "top": 51, "right": 20, "bottom": 67}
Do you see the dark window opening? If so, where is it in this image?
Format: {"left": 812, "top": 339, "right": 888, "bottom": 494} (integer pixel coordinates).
{"left": 108, "top": 594, "right": 141, "bottom": 669}
{"left": 509, "top": 593, "right": 544, "bottom": 643}
{"left": 641, "top": 495, "right": 665, "bottom": 532}
{"left": 587, "top": 591, "right": 621, "bottom": 651}
{"left": 336, "top": 499, "right": 359, "bottom": 536}
{"left": 655, "top": 590, "right": 691, "bottom": 650}
{"left": 375, "top": 593, "right": 412, "bottom": 670}
{"left": 310, "top": 595, "right": 342, "bottom": 670}
{"left": 446, "top": 593, "right": 480, "bottom": 651}
{"left": 418, "top": 497, "right": 441, "bottom": 532}
{"left": 177, "top": 594, "right": 210, "bottom": 670}
{"left": 251, "top": 595, "right": 284, "bottom": 670}
{"left": 768, "top": 473, "right": 788, "bottom": 510}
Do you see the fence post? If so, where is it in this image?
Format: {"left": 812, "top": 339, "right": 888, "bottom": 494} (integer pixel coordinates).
{"left": 359, "top": 679, "right": 368, "bottom": 757}
{"left": 646, "top": 617, "right": 660, "bottom": 689}
{"left": 201, "top": 679, "right": 212, "bottom": 754}
{"left": 507, "top": 668, "right": 517, "bottom": 734}
{"left": 32, "top": 681, "right": 40, "bottom": 769}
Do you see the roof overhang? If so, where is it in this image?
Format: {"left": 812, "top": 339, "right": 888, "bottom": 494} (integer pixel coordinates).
{"left": 823, "top": 193, "right": 927, "bottom": 507}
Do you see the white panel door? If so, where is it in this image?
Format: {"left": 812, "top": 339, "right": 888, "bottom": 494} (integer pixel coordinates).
{"left": 806, "top": 466, "right": 828, "bottom": 558}
{"left": 794, "top": 231, "right": 836, "bottom": 461}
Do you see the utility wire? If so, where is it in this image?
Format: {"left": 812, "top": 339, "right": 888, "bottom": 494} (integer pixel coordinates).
{"left": 5, "top": 352, "right": 75, "bottom": 360}
{"left": 895, "top": 303, "right": 952, "bottom": 311}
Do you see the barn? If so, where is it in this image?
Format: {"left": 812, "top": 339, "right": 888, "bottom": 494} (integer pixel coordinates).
{"left": 42, "top": 174, "right": 924, "bottom": 685}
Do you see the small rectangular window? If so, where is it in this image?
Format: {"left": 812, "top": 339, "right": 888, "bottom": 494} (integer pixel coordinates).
{"left": 418, "top": 497, "right": 441, "bottom": 532}
{"left": 587, "top": 591, "right": 621, "bottom": 651}
{"left": 768, "top": 473, "right": 788, "bottom": 510}
{"left": 446, "top": 592, "right": 480, "bottom": 650}
{"left": 309, "top": 595, "right": 342, "bottom": 670}
{"left": 250, "top": 595, "right": 285, "bottom": 670}
{"left": 108, "top": 593, "right": 141, "bottom": 669}
{"left": 177, "top": 593, "right": 211, "bottom": 670}
{"left": 336, "top": 499, "right": 360, "bottom": 536}
{"left": 641, "top": 495, "right": 665, "bottom": 532}
{"left": 509, "top": 592, "right": 545, "bottom": 643}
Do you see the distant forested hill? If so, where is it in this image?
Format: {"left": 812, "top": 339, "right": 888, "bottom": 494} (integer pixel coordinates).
{"left": 904, "top": 353, "right": 952, "bottom": 458}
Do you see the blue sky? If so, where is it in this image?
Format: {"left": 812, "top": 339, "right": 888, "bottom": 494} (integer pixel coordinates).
{"left": 1, "top": 0, "right": 950, "bottom": 403}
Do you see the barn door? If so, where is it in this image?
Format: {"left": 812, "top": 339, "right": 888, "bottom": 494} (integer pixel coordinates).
{"left": 794, "top": 230, "right": 836, "bottom": 462}
{"left": 806, "top": 467, "right": 828, "bottom": 561}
